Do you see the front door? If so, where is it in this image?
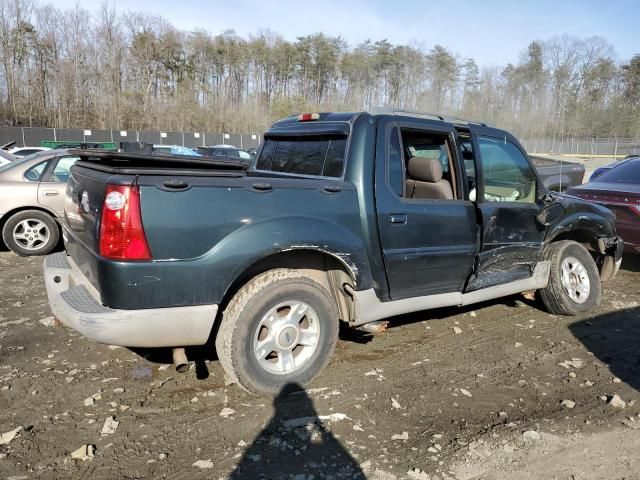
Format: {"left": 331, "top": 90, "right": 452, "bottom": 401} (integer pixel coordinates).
{"left": 375, "top": 118, "right": 478, "bottom": 300}
{"left": 467, "top": 126, "right": 546, "bottom": 290}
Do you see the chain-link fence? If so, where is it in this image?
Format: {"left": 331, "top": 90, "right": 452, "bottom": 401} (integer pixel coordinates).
{"left": 3, "top": 127, "right": 638, "bottom": 159}
{"left": 521, "top": 137, "right": 639, "bottom": 158}
{"left": 0, "top": 127, "right": 262, "bottom": 150}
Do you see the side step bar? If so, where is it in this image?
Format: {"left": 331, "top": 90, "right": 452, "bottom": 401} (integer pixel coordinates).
{"left": 351, "top": 261, "right": 550, "bottom": 326}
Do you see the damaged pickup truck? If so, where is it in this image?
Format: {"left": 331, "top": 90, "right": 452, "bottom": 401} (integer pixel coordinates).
{"left": 43, "top": 111, "right": 623, "bottom": 394}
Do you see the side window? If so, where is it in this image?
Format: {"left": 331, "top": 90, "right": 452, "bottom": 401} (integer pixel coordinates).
{"left": 401, "top": 128, "right": 457, "bottom": 200}
{"left": 478, "top": 137, "right": 537, "bottom": 203}
{"left": 51, "top": 156, "right": 79, "bottom": 182}
{"left": 387, "top": 127, "right": 404, "bottom": 196}
{"left": 24, "top": 161, "right": 48, "bottom": 182}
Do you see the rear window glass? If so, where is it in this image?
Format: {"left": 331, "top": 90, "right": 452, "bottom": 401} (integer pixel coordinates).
{"left": 594, "top": 159, "right": 640, "bottom": 184}
{"left": 256, "top": 136, "right": 347, "bottom": 177}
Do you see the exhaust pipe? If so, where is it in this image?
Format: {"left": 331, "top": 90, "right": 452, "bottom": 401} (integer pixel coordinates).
{"left": 356, "top": 320, "right": 389, "bottom": 335}
{"left": 172, "top": 348, "right": 189, "bottom": 373}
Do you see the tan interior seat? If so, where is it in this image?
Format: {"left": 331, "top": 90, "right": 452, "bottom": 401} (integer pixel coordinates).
{"left": 405, "top": 156, "right": 453, "bottom": 200}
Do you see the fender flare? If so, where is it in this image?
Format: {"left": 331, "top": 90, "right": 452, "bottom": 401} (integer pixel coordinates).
{"left": 545, "top": 211, "right": 616, "bottom": 246}
{"left": 199, "top": 215, "right": 374, "bottom": 302}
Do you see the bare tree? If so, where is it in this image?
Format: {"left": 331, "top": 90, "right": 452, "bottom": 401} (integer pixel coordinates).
{"left": 0, "top": 0, "right": 637, "bottom": 139}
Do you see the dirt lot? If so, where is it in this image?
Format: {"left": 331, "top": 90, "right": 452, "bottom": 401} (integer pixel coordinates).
{"left": 1, "top": 251, "right": 639, "bottom": 480}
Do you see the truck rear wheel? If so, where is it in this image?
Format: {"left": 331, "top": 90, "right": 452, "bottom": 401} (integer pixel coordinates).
{"left": 216, "top": 269, "right": 339, "bottom": 394}
{"left": 538, "top": 240, "right": 601, "bottom": 315}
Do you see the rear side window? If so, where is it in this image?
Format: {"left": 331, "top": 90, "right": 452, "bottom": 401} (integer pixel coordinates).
{"left": 256, "top": 136, "right": 347, "bottom": 177}
{"left": 24, "top": 161, "right": 48, "bottom": 181}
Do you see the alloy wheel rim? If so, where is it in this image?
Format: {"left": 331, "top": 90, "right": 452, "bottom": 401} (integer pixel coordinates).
{"left": 253, "top": 300, "right": 321, "bottom": 375}
{"left": 12, "top": 219, "right": 50, "bottom": 251}
{"left": 560, "top": 256, "right": 590, "bottom": 304}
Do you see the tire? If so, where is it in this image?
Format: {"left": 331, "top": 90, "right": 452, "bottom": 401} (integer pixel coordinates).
{"left": 2, "top": 210, "right": 59, "bottom": 257}
{"left": 538, "top": 240, "right": 601, "bottom": 315}
{"left": 216, "top": 269, "right": 339, "bottom": 394}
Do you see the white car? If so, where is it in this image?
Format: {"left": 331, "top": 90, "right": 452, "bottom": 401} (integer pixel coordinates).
{"left": 8, "top": 146, "right": 51, "bottom": 157}
{"left": 211, "top": 144, "right": 238, "bottom": 148}
{"left": 0, "top": 150, "right": 16, "bottom": 166}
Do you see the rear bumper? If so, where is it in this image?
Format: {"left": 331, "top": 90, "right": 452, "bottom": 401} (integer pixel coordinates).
{"left": 43, "top": 252, "right": 217, "bottom": 348}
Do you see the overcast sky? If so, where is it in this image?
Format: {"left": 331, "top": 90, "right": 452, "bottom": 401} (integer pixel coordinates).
{"left": 53, "top": 0, "right": 638, "bottom": 65}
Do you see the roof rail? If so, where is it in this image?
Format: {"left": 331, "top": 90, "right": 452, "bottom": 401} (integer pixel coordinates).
{"left": 368, "top": 107, "right": 489, "bottom": 127}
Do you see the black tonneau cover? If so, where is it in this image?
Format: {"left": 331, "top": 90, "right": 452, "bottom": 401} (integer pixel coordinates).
{"left": 70, "top": 149, "right": 247, "bottom": 177}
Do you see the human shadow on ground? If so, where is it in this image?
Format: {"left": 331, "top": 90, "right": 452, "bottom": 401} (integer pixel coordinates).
{"left": 620, "top": 253, "right": 640, "bottom": 273}
{"left": 229, "top": 383, "right": 365, "bottom": 480}
{"left": 570, "top": 306, "right": 640, "bottom": 392}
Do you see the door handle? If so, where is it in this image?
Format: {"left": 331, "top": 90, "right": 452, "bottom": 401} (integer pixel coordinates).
{"left": 389, "top": 214, "right": 407, "bottom": 224}
{"left": 251, "top": 182, "right": 272, "bottom": 192}
{"left": 323, "top": 185, "right": 341, "bottom": 193}
{"left": 41, "top": 190, "right": 59, "bottom": 196}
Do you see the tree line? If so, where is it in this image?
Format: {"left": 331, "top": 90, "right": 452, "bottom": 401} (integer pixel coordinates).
{"left": 1, "top": 0, "right": 639, "bottom": 140}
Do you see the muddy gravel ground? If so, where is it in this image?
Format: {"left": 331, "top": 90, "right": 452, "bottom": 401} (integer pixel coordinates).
{"left": 1, "top": 251, "right": 639, "bottom": 480}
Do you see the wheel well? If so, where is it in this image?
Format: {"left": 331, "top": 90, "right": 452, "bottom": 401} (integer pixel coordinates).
{"left": 0, "top": 206, "right": 60, "bottom": 245}
{"left": 221, "top": 249, "right": 357, "bottom": 323}
{"left": 549, "top": 229, "right": 598, "bottom": 252}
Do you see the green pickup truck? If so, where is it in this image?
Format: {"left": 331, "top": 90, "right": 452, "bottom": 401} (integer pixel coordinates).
{"left": 43, "top": 111, "right": 623, "bottom": 394}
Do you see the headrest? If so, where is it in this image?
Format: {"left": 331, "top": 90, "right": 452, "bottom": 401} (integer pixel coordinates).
{"left": 407, "top": 156, "right": 443, "bottom": 183}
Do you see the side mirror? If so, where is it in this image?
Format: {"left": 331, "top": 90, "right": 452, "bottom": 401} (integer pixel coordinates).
{"left": 537, "top": 189, "right": 553, "bottom": 204}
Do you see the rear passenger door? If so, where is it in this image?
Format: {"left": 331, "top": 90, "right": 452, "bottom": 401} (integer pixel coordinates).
{"left": 375, "top": 118, "right": 478, "bottom": 300}
{"left": 468, "top": 126, "right": 546, "bottom": 290}
{"left": 38, "top": 155, "right": 79, "bottom": 215}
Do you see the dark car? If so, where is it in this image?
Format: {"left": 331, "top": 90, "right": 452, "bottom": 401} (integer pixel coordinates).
{"left": 568, "top": 157, "right": 640, "bottom": 254}
{"left": 197, "top": 145, "right": 253, "bottom": 162}
{"left": 590, "top": 155, "right": 639, "bottom": 181}
{"left": 44, "top": 110, "right": 622, "bottom": 394}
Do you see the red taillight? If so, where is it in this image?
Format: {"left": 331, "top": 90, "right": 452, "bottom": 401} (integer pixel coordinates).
{"left": 99, "top": 184, "right": 151, "bottom": 260}
{"left": 297, "top": 113, "right": 320, "bottom": 122}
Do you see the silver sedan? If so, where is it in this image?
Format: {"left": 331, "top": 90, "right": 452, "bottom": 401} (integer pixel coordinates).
{"left": 0, "top": 150, "right": 79, "bottom": 256}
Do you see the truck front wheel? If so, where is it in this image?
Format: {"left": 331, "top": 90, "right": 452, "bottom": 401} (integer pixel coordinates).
{"left": 538, "top": 240, "right": 602, "bottom": 315}
{"left": 216, "top": 269, "right": 339, "bottom": 394}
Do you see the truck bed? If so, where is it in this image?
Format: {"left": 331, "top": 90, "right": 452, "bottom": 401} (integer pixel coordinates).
{"left": 61, "top": 150, "right": 370, "bottom": 311}
{"left": 530, "top": 155, "right": 585, "bottom": 191}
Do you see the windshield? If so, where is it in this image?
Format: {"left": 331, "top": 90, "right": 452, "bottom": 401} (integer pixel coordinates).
{"left": 593, "top": 159, "right": 640, "bottom": 185}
